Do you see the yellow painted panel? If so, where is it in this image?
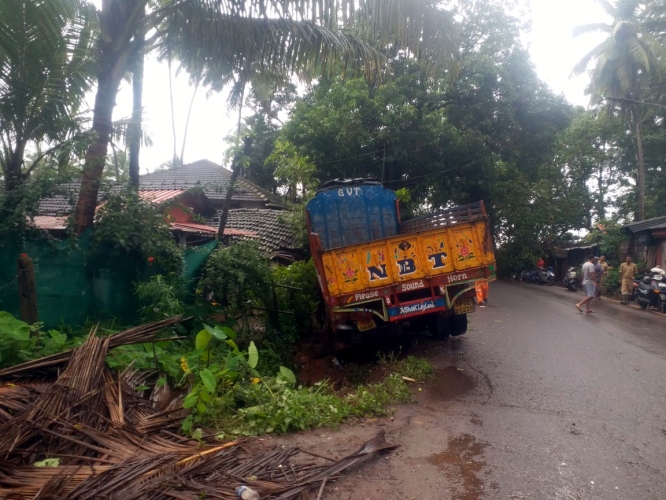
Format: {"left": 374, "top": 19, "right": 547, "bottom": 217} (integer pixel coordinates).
{"left": 387, "top": 236, "right": 426, "bottom": 282}
{"left": 448, "top": 225, "right": 483, "bottom": 270}
{"left": 321, "top": 252, "right": 340, "bottom": 296}
{"left": 474, "top": 221, "right": 494, "bottom": 265}
{"left": 329, "top": 248, "right": 366, "bottom": 294}
{"left": 360, "top": 243, "right": 394, "bottom": 288}
{"left": 420, "top": 231, "right": 455, "bottom": 276}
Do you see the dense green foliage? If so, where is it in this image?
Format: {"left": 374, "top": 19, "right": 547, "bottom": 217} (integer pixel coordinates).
{"left": 198, "top": 240, "right": 270, "bottom": 313}
{"left": 89, "top": 189, "right": 183, "bottom": 277}
{"left": 0, "top": 311, "right": 83, "bottom": 369}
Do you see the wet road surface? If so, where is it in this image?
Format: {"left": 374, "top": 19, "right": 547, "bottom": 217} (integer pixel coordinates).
{"left": 424, "top": 280, "right": 666, "bottom": 500}
{"left": 286, "top": 280, "right": 666, "bottom": 499}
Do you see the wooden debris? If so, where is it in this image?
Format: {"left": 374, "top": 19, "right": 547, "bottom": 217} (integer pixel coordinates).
{"left": 0, "top": 319, "right": 398, "bottom": 499}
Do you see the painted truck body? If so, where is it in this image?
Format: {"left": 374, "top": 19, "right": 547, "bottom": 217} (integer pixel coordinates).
{"left": 307, "top": 179, "right": 496, "bottom": 339}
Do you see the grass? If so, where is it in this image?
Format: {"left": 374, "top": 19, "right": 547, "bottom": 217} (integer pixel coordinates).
{"left": 207, "top": 354, "right": 435, "bottom": 438}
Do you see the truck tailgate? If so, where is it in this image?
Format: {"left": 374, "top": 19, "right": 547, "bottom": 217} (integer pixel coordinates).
{"left": 320, "top": 220, "right": 495, "bottom": 297}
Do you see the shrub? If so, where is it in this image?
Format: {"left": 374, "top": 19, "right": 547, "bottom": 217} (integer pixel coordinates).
{"left": 89, "top": 188, "right": 183, "bottom": 277}
{"left": 198, "top": 240, "right": 270, "bottom": 313}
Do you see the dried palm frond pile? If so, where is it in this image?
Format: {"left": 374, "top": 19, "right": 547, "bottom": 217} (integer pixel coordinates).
{"left": 0, "top": 317, "right": 397, "bottom": 499}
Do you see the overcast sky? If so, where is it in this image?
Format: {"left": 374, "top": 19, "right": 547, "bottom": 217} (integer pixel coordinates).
{"left": 110, "top": 0, "right": 611, "bottom": 173}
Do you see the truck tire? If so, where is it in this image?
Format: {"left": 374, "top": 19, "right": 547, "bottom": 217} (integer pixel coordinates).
{"left": 450, "top": 314, "right": 468, "bottom": 336}
{"left": 428, "top": 312, "right": 450, "bottom": 340}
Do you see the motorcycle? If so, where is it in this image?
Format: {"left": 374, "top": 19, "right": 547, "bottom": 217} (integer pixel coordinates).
{"left": 521, "top": 267, "right": 555, "bottom": 286}
{"left": 633, "top": 272, "right": 666, "bottom": 313}
{"left": 563, "top": 266, "right": 580, "bottom": 291}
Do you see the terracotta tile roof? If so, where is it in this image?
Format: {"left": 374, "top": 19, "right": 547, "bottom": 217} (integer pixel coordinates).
{"left": 170, "top": 221, "right": 256, "bottom": 237}
{"left": 208, "top": 208, "right": 301, "bottom": 257}
{"left": 31, "top": 216, "right": 68, "bottom": 230}
{"left": 139, "top": 189, "right": 185, "bottom": 203}
{"left": 36, "top": 160, "right": 284, "bottom": 216}
{"left": 139, "top": 160, "right": 284, "bottom": 206}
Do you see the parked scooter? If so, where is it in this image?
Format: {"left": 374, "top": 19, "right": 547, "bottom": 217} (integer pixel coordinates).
{"left": 633, "top": 270, "right": 666, "bottom": 313}
{"left": 521, "top": 266, "right": 555, "bottom": 286}
{"left": 539, "top": 266, "right": 556, "bottom": 286}
{"left": 563, "top": 266, "right": 580, "bottom": 291}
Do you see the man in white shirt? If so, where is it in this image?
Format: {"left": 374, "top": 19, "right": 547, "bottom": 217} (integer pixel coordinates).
{"left": 576, "top": 254, "right": 596, "bottom": 314}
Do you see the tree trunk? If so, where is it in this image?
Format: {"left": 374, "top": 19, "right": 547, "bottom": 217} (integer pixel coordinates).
{"left": 634, "top": 111, "right": 646, "bottom": 222}
{"left": 180, "top": 79, "right": 200, "bottom": 166}
{"left": 128, "top": 32, "right": 145, "bottom": 188}
{"left": 73, "top": 69, "right": 121, "bottom": 233}
{"left": 216, "top": 137, "right": 252, "bottom": 239}
{"left": 4, "top": 141, "right": 27, "bottom": 192}
{"left": 72, "top": 0, "right": 138, "bottom": 234}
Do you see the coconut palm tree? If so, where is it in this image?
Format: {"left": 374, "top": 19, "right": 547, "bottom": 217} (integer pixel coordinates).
{"left": 573, "top": 0, "right": 666, "bottom": 221}
{"left": 0, "top": 0, "right": 97, "bottom": 192}
{"left": 72, "top": 0, "right": 460, "bottom": 234}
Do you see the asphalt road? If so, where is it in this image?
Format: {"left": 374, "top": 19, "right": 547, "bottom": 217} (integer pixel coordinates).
{"left": 298, "top": 280, "right": 666, "bottom": 499}
{"left": 436, "top": 280, "right": 666, "bottom": 500}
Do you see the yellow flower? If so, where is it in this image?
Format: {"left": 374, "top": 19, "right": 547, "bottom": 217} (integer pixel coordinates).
{"left": 180, "top": 357, "right": 191, "bottom": 374}
{"left": 251, "top": 377, "right": 261, "bottom": 384}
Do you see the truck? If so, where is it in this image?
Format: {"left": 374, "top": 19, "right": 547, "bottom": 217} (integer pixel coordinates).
{"left": 306, "top": 178, "right": 496, "bottom": 341}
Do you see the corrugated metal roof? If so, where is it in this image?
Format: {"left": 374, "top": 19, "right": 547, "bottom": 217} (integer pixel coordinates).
{"left": 139, "top": 189, "right": 184, "bottom": 203}
{"left": 623, "top": 216, "right": 666, "bottom": 233}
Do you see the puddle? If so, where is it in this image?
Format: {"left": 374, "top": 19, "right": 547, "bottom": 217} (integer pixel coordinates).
{"left": 428, "top": 365, "right": 476, "bottom": 400}
{"left": 429, "top": 433, "right": 490, "bottom": 500}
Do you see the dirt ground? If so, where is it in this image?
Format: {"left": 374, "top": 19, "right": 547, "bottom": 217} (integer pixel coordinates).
{"left": 262, "top": 336, "right": 487, "bottom": 500}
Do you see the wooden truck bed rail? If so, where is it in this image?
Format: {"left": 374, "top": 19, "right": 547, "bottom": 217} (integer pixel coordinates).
{"left": 400, "top": 201, "right": 487, "bottom": 234}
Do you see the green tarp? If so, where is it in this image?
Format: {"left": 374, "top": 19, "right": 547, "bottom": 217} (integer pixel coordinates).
{"left": 0, "top": 236, "right": 218, "bottom": 328}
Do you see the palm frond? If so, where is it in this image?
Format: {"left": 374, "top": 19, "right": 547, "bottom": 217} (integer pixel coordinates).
{"left": 573, "top": 22, "right": 612, "bottom": 37}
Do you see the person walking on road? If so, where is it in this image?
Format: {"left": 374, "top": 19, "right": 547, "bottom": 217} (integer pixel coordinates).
{"left": 576, "top": 254, "right": 596, "bottom": 313}
{"left": 619, "top": 255, "right": 638, "bottom": 305}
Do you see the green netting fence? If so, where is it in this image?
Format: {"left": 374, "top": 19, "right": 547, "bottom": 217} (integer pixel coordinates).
{"left": 0, "top": 237, "right": 218, "bottom": 329}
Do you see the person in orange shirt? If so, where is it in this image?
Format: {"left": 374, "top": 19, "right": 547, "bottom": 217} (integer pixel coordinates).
{"left": 475, "top": 279, "right": 488, "bottom": 306}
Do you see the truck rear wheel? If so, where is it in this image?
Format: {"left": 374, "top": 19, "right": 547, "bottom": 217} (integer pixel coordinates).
{"left": 450, "top": 314, "right": 468, "bottom": 336}
{"left": 428, "top": 312, "right": 450, "bottom": 340}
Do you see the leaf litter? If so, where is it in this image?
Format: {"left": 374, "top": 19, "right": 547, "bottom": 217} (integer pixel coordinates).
{"left": 0, "top": 316, "right": 397, "bottom": 499}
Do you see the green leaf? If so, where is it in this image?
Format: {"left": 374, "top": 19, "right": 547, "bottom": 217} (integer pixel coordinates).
{"left": 278, "top": 366, "right": 297, "bottom": 385}
{"left": 34, "top": 458, "right": 60, "bottom": 467}
{"left": 181, "top": 415, "right": 194, "bottom": 432}
{"left": 195, "top": 329, "right": 212, "bottom": 351}
{"left": 200, "top": 368, "right": 217, "bottom": 393}
{"left": 247, "top": 341, "right": 259, "bottom": 369}
{"left": 47, "top": 329, "right": 67, "bottom": 345}
{"left": 156, "top": 377, "right": 167, "bottom": 387}
{"left": 183, "top": 390, "right": 198, "bottom": 409}
{"left": 196, "top": 402, "right": 207, "bottom": 414}
{"left": 220, "top": 326, "right": 237, "bottom": 339}
{"left": 204, "top": 323, "right": 227, "bottom": 340}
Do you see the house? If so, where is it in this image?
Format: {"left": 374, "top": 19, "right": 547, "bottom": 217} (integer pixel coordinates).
{"left": 34, "top": 160, "right": 302, "bottom": 261}
{"left": 622, "top": 216, "right": 666, "bottom": 270}
{"left": 553, "top": 243, "right": 599, "bottom": 281}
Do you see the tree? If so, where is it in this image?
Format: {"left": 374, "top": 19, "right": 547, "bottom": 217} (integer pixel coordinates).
{"left": 72, "top": 0, "right": 460, "bottom": 234}
{"left": 573, "top": 0, "right": 666, "bottom": 221}
{"left": 0, "top": 0, "right": 96, "bottom": 192}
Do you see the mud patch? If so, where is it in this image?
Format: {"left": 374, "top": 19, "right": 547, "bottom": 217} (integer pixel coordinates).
{"left": 470, "top": 412, "right": 483, "bottom": 427}
{"left": 429, "top": 433, "right": 490, "bottom": 500}
{"left": 428, "top": 365, "right": 476, "bottom": 400}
